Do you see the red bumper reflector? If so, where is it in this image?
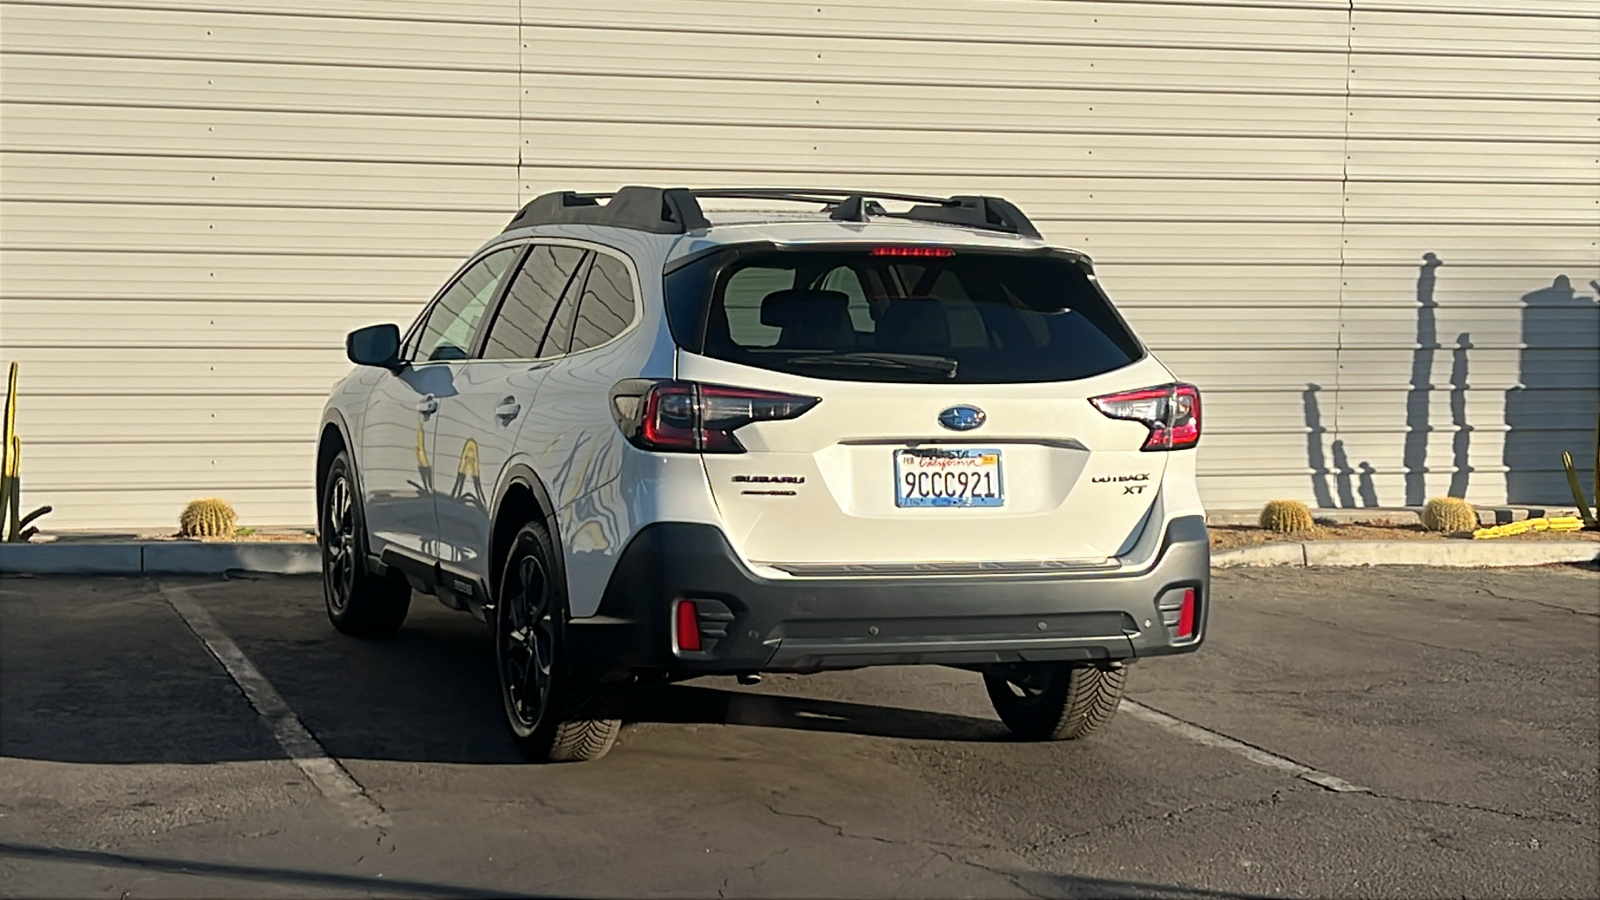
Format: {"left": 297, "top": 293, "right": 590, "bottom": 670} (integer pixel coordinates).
{"left": 1176, "top": 588, "right": 1196, "bottom": 639}
{"left": 675, "top": 600, "right": 702, "bottom": 652}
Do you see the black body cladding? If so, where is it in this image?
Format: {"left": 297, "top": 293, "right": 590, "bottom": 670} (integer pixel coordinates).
{"left": 565, "top": 516, "right": 1210, "bottom": 682}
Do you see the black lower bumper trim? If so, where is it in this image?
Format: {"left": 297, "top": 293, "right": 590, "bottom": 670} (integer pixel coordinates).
{"left": 568, "top": 517, "right": 1209, "bottom": 681}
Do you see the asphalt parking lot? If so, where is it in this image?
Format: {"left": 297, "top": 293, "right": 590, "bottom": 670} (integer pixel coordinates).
{"left": 1, "top": 565, "right": 1596, "bottom": 899}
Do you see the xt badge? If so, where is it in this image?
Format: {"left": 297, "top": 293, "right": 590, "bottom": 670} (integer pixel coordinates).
{"left": 1092, "top": 473, "right": 1150, "bottom": 495}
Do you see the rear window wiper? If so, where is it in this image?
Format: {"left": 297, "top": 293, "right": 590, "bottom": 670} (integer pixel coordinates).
{"left": 785, "top": 352, "right": 959, "bottom": 378}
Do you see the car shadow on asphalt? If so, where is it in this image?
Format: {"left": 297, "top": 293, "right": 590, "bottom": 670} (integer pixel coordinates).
{"left": 0, "top": 577, "right": 1008, "bottom": 766}
{"left": 625, "top": 683, "right": 1009, "bottom": 743}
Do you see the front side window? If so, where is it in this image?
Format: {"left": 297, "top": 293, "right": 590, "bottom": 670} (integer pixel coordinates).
{"left": 412, "top": 247, "right": 519, "bottom": 362}
{"left": 665, "top": 246, "right": 1142, "bottom": 384}
{"left": 481, "top": 245, "right": 589, "bottom": 360}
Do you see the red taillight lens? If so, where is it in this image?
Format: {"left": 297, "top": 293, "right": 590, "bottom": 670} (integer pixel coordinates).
{"left": 674, "top": 600, "right": 701, "bottom": 652}
{"left": 1176, "top": 588, "right": 1196, "bottom": 639}
{"left": 611, "top": 380, "right": 820, "bottom": 453}
{"left": 639, "top": 382, "right": 698, "bottom": 450}
{"left": 869, "top": 246, "right": 955, "bottom": 258}
{"left": 1090, "top": 383, "right": 1201, "bottom": 451}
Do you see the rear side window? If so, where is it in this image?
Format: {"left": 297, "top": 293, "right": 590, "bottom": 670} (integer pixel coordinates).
{"left": 665, "top": 247, "right": 1142, "bottom": 384}
{"left": 568, "top": 253, "right": 638, "bottom": 354}
{"left": 482, "top": 244, "right": 588, "bottom": 360}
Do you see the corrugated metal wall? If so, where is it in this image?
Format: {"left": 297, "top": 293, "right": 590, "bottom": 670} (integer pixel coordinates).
{"left": 2, "top": 0, "right": 1596, "bottom": 530}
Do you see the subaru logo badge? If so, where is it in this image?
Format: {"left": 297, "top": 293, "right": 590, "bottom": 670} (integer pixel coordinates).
{"left": 938, "top": 405, "right": 986, "bottom": 432}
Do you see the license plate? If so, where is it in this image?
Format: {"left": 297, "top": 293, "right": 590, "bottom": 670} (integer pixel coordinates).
{"left": 894, "top": 448, "right": 1004, "bottom": 508}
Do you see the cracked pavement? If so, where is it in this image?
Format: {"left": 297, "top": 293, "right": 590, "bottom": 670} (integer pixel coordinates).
{"left": 1, "top": 564, "right": 1596, "bottom": 898}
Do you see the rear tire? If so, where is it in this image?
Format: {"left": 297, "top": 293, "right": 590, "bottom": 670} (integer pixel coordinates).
{"left": 495, "top": 522, "right": 621, "bottom": 763}
{"left": 321, "top": 451, "right": 411, "bottom": 637}
{"left": 984, "top": 662, "right": 1126, "bottom": 741}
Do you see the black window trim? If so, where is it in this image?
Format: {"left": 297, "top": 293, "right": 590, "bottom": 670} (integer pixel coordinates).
{"left": 529, "top": 249, "right": 595, "bottom": 361}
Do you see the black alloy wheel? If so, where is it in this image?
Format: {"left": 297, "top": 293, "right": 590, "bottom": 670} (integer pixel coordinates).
{"left": 494, "top": 522, "right": 622, "bottom": 762}
{"left": 319, "top": 451, "right": 409, "bottom": 637}
{"left": 322, "top": 470, "right": 357, "bottom": 615}
{"left": 499, "top": 548, "right": 556, "bottom": 735}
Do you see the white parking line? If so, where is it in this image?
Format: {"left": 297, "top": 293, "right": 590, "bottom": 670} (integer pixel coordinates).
{"left": 1120, "top": 699, "right": 1370, "bottom": 794}
{"left": 159, "top": 583, "right": 391, "bottom": 828}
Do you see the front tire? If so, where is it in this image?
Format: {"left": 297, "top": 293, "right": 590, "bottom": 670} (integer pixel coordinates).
{"left": 984, "top": 662, "right": 1126, "bottom": 741}
{"left": 495, "top": 523, "right": 621, "bottom": 763}
{"left": 320, "top": 451, "right": 410, "bottom": 637}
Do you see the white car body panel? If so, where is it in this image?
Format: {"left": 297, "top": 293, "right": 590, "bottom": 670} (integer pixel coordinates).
{"left": 678, "top": 352, "right": 1177, "bottom": 570}
{"left": 358, "top": 363, "right": 448, "bottom": 559}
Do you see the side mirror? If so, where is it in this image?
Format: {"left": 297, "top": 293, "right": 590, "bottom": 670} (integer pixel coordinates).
{"left": 346, "top": 324, "right": 402, "bottom": 369}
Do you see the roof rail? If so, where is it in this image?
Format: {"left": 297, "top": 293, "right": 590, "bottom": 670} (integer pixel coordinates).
{"left": 503, "top": 186, "right": 1040, "bottom": 239}
{"left": 504, "top": 186, "right": 710, "bottom": 234}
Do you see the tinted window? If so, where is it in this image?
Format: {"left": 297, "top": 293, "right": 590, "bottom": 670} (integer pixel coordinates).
{"left": 667, "top": 248, "right": 1142, "bottom": 384}
{"left": 539, "top": 253, "right": 590, "bottom": 358}
{"left": 413, "top": 247, "right": 518, "bottom": 362}
{"left": 482, "top": 245, "right": 588, "bottom": 360}
{"left": 569, "top": 254, "right": 637, "bottom": 354}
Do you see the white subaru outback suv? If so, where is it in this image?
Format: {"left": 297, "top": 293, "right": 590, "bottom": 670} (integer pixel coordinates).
{"left": 317, "top": 187, "right": 1208, "bottom": 763}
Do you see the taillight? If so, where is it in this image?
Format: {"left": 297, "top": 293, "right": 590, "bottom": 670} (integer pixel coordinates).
{"left": 610, "top": 380, "right": 820, "bottom": 453}
{"left": 1090, "top": 383, "right": 1201, "bottom": 451}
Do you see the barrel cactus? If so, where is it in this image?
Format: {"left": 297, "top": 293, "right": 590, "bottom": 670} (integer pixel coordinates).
{"left": 179, "top": 497, "right": 238, "bottom": 538}
{"left": 1421, "top": 496, "right": 1477, "bottom": 533}
{"left": 1259, "top": 499, "right": 1315, "bottom": 534}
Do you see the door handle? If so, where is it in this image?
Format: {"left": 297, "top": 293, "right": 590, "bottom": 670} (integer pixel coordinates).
{"left": 495, "top": 397, "right": 522, "bottom": 423}
{"left": 416, "top": 395, "right": 438, "bottom": 416}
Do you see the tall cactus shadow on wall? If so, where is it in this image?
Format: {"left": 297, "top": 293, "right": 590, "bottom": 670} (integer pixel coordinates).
{"left": 1403, "top": 252, "right": 1445, "bottom": 506}
{"left": 1303, "top": 384, "right": 1335, "bottom": 508}
{"left": 1503, "top": 275, "right": 1600, "bottom": 504}
{"left": 1449, "top": 332, "right": 1474, "bottom": 499}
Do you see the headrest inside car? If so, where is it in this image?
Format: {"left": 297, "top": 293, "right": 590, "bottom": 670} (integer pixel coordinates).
{"left": 760, "top": 289, "right": 851, "bottom": 327}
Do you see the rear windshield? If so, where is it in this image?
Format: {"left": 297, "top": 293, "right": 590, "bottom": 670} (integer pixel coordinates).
{"left": 663, "top": 246, "right": 1143, "bottom": 384}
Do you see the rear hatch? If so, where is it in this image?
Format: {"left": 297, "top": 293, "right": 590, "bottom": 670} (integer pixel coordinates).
{"left": 661, "top": 242, "right": 1191, "bottom": 572}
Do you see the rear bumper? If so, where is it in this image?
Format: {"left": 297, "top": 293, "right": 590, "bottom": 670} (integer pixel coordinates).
{"left": 568, "top": 516, "right": 1209, "bottom": 681}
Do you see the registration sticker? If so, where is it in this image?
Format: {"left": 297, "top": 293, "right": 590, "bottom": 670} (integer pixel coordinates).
{"left": 894, "top": 448, "right": 1004, "bottom": 508}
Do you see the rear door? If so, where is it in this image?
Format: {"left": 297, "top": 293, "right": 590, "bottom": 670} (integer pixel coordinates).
{"left": 431, "top": 243, "right": 589, "bottom": 592}
{"left": 672, "top": 245, "right": 1175, "bottom": 570}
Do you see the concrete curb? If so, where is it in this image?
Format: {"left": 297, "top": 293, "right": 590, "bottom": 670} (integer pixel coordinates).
{"left": 4, "top": 539, "right": 1596, "bottom": 576}
{"left": 1213, "top": 540, "right": 1600, "bottom": 569}
{"left": 0, "top": 541, "right": 318, "bottom": 576}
